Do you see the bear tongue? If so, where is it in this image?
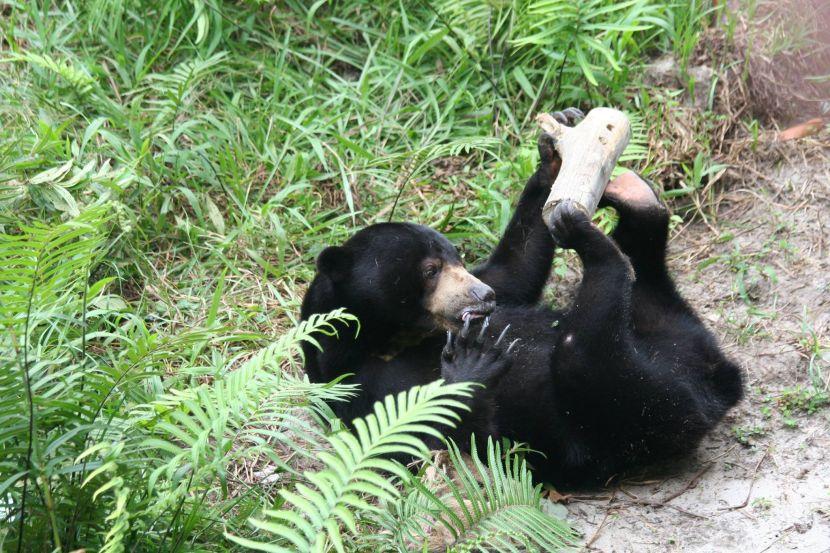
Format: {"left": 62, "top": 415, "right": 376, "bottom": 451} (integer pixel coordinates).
{"left": 462, "top": 310, "right": 484, "bottom": 323}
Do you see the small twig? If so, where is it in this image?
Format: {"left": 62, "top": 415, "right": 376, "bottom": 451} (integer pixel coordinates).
{"left": 585, "top": 489, "right": 616, "bottom": 548}
{"left": 618, "top": 486, "right": 638, "bottom": 500}
{"left": 619, "top": 497, "right": 710, "bottom": 520}
{"left": 552, "top": 40, "right": 572, "bottom": 107}
{"left": 660, "top": 463, "right": 713, "bottom": 504}
{"left": 718, "top": 445, "right": 771, "bottom": 511}
{"left": 758, "top": 524, "right": 796, "bottom": 553}
{"left": 702, "top": 443, "right": 739, "bottom": 464}
{"left": 572, "top": 489, "right": 710, "bottom": 523}
{"left": 387, "top": 156, "right": 420, "bottom": 222}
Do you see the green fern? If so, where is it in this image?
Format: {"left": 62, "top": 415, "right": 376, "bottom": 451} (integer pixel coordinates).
{"left": 10, "top": 52, "right": 96, "bottom": 96}
{"left": 133, "top": 334, "right": 358, "bottom": 495}
{"left": 227, "top": 380, "right": 476, "bottom": 553}
{"left": 145, "top": 51, "right": 228, "bottom": 132}
{"left": 8, "top": 52, "right": 123, "bottom": 122}
{"left": 444, "top": 439, "right": 576, "bottom": 551}
{"left": 0, "top": 206, "right": 362, "bottom": 550}
{"left": 374, "top": 438, "right": 577, "bottom": 552}
{"left": 78, "top": 441, "right": 131, "bottom": 553}
{"left": 0, "top": 205, "right": 113, "bottom": 549}
{"left": 67, "top": 309, "right": 356, "bottom": 550}
{"left": 617, "top": 111, "right": 650, "bottom": 170}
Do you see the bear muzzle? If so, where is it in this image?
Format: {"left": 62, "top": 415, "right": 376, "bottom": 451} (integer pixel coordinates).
{"left": 426, "top": 265, "right": 496, "bottom": 329}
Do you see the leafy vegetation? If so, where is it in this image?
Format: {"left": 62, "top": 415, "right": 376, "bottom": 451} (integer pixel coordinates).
{"left": 1, "top": 1, "right": 717, "bottom": 551}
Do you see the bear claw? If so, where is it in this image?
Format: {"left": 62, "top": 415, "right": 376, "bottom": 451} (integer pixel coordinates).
{"left": 495, "top": 324, "right": 511, "bottom": 346}
{"left": 441, "top": 319, "right": 513, "bottom": 385}
{"left": 550, "top": 107, "right": 584, "bottom": 126}
{"left": 477, "top": 317, "right": 491, "bottom": 342}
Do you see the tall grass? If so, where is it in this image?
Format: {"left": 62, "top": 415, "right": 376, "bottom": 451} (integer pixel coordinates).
{"left": 1, "top": 1, "right": 712, "bottom": 550}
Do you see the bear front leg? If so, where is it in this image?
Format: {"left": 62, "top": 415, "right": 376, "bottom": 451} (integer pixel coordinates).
{"left": 439, "top": 318, "right": 516, "bottom": 445}
{"left": 549, "top": 199, "right": 635, "bottom": 349}
{"left": 473, "top": 108, "right": 584, "bottom": 307}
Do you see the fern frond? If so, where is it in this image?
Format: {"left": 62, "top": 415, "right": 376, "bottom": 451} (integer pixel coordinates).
{"left": 273, "top": 308, "right": 359, "bottom": 360}
{"left": 129, "top": 310, "right": 358, "bottom": 497}
{"left": 8, "top": 52, "right": 123, "bottom": 120}
{"left": 617, "top": 110, "right": 649, "bottom": 169}
{"left": 377, "top": 438, "right": 578, "bottom": 552}
{"left": 10, "top": 52, "right": 96, "bottom": 96}
{"left": 0, "top": 205, "right": 114, "bottom": 547}
{"left": 145, "top": 52, "right": 228, "bottom": 131}
{"left": 227, "top": 380, "right": 475, "bottom": 553}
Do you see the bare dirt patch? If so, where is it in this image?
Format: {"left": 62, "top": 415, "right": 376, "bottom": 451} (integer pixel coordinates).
{"left": 566, "top": 154, "right": 830, "bottom": 552}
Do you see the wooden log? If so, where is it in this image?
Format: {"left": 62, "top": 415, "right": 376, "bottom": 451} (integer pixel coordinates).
{"left": 536, "top": 107, "right": 631, "bottom": 230}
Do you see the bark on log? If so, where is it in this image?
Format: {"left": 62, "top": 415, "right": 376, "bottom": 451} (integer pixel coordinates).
{"left": 536, "top": 107, "right": 631, "bottom": 230}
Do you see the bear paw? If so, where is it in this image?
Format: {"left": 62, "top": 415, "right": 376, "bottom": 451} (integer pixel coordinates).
{"left": 538, "top": 107, "right": 585, "bottom": 164}
{"left": 551, "top": 107, "right": 585, "bottom": 127}
{"left": 600, "top": 171, "right": 666, "bottom": 216}
{"left": 441, "top": 318, "right": 516, "bottom": 387}
{"left": 548, "top": 199, "right": 593, "bottom": 249}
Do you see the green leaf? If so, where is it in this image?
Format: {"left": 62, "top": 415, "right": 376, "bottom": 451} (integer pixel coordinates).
{"left": 30, "top": 160, "right": 73, "bottom": 185}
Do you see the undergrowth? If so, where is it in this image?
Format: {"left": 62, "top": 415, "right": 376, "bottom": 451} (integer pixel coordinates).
{"left": 1, "top": 1, "right": 718, "bottom": 551}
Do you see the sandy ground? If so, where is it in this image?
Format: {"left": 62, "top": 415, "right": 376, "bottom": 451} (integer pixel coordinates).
{"left": 566, "top": 155, "right": 830, "bottom": 552}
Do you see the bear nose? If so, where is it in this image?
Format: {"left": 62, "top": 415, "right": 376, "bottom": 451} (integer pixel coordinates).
{"left": 471, "top": 283, "right": 495, "bottom": 303}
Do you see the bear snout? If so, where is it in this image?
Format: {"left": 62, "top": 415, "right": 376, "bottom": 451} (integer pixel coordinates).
{"left": 470, "top": 282, "right": 495, "bottom": 303}
{"left": 426, "top": 265, "right": 497, "bottom": 329}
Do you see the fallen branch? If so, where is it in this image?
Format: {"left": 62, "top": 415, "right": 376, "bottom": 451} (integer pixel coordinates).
{"left": 536, "top": 107, "right": 631, "bottom": 230}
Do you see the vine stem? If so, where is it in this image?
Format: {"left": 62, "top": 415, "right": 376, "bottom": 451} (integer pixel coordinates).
{"left": 17, "top": 245, "right": 44, "bottom": 552}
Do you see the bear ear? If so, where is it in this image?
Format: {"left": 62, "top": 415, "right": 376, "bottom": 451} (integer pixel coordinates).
{"left": 316, "top": 246, "right": 352, "bottom": 282}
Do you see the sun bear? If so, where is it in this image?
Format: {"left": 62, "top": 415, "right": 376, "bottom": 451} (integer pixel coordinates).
{"left": 300, "top": 108, "right": 743, "bottom": 488}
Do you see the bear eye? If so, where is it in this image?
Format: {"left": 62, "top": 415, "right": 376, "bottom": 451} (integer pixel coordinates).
{"left": 423, "top": 264, "right": 440, "bottom": 279}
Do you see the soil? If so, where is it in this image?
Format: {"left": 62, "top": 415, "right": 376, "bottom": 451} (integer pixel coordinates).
{"left": 565, "top": 154, "right": 830, "bottom": 552}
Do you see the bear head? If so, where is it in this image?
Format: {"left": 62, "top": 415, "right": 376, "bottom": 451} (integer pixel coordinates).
{"left": 312, "top": 222, "right": 495, "bottom": 332}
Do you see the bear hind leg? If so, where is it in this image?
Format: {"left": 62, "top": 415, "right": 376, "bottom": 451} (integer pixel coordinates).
{"left": 599, "top": 172, "right": 699, "bottom": 337}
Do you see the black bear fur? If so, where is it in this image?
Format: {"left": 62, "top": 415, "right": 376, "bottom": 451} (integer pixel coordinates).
{"left": 300, "top": 112, "right": 743, "bottom": 488}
